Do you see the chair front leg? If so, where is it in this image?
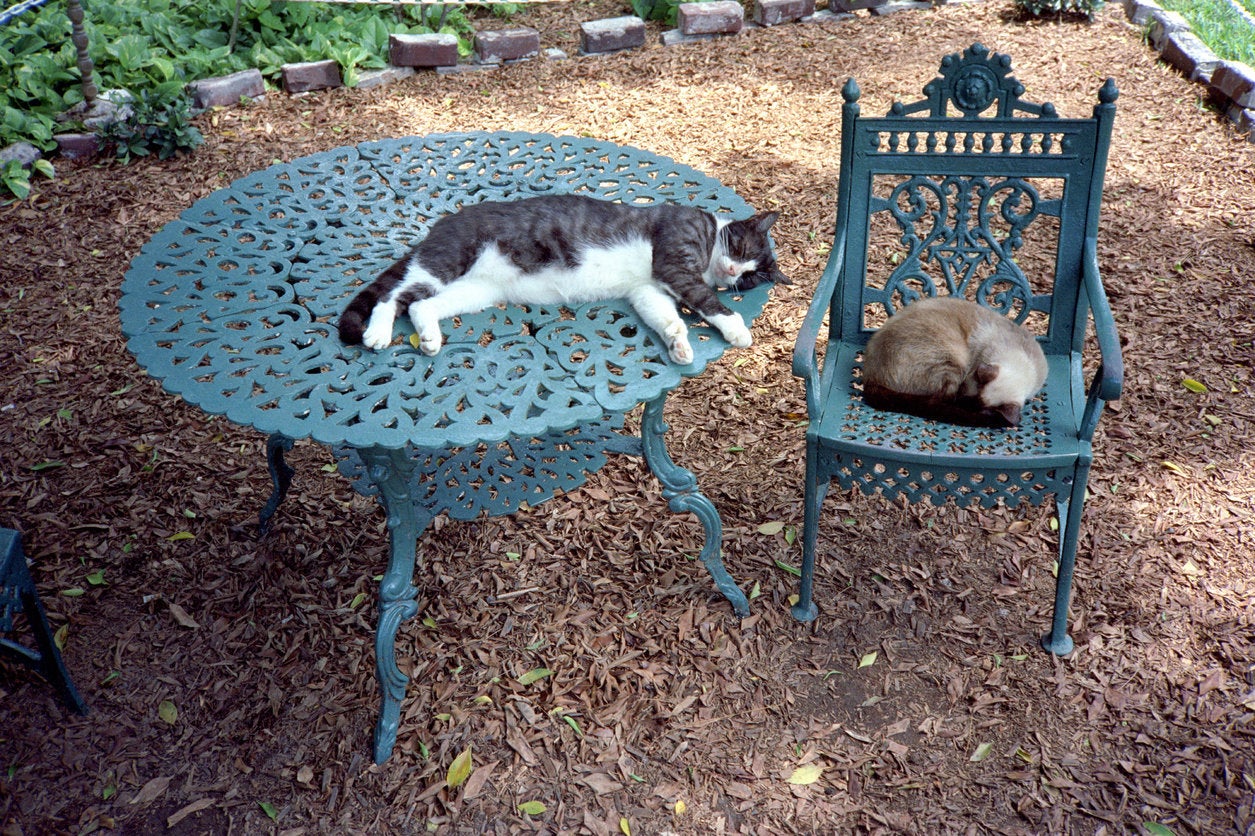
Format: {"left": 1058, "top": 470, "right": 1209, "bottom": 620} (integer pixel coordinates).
{"left": 1042, "top": 462, "right": 1090, "bottom": 656}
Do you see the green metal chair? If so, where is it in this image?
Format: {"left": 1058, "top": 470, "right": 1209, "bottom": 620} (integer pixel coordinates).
{"left": 791, "top": 44, "right": 1122, "bottom": 654}
{"left": 1, "top": 528, "right": 88, "bottom": 713}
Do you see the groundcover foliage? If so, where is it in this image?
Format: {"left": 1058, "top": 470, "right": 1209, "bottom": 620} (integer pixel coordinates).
{"left": 0, "top": 0, "right": 486, "bottom": 154}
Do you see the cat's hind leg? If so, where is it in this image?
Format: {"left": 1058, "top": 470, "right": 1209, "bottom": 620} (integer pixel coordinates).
{"left": 407, "top": 300, "right": 443, "bottom": 356}
{"left": 408, "top": 279, "right": 504, "bottom": 356}
{"left": 628, "top": 286, "right": 695, "bottom": 365}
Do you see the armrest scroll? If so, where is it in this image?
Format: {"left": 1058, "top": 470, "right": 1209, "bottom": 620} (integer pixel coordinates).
{"left": 792, "top": 242, "right": 846, "bottom": 417}
{"left": 1080, "top": 238, "right": 1123, "bottom": 438}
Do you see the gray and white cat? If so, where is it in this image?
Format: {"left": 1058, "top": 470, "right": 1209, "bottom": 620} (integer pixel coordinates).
{"left": 337, "top": 194, "right": 783, "bottom": 365}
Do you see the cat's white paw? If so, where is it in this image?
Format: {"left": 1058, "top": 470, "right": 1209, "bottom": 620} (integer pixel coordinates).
{"left": 727, "top": 327, "right": 752, "bottom": 349}
{"left": 361, "top": 323, "right": 393, "bottom": 351}
{"left": 408, "top": 303, "right": 442, "bottom": 355}
{"left": 710, "top": 313, "right": 752, "bottom": 348}
{"left": 662, "top": 321, "right": 694, "bottom": 365}
{"left": 669, "top": 338, "right": 695, "bottom": 365}
{"left": 417, "top": 332, "right": 442, "bottom": 356}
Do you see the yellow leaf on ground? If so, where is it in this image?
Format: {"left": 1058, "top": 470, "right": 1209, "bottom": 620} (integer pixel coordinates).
{"left": 786, "top": 763, "right": 824, "bottom": 785}
{"left": 446, "top": 745, "right": 473, "bottom": 788}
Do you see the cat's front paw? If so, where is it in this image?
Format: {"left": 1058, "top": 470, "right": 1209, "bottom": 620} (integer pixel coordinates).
{"left": 662, "top": 321, "right": 694, "bottom": 365}
{"left": 710, "top": 313, "right": 752, "bottom": 349}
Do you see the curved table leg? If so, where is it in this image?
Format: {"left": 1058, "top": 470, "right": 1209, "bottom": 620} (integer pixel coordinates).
{"left": 357, "top": 446, "right": 430, "bottom": 764}
{"left": 259, "top": 434, "right": 296, "bottom": 536}
{"left": 640, "top": 395, "right": 749, "bottom": 618}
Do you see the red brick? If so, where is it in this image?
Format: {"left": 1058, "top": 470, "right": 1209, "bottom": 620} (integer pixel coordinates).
{"left": 474, "top": 28, "right": 540, "bottom": 64}
{"left": 188, "top": 69, "right": 265, "bottom": 110}
{"left": 580, "top": 16, "right": 647, "bottom": 54}
{"left": 281, "top": 60, "right": 342, "bottom": 94}
{"left": 678, "top": 1, "right": 744, "bottom": 36}
{"left": 753, "top": 0, "right": 815, "bottom": 25}
{"left": 390, "top": 33, "right": 459, "bottom": 68}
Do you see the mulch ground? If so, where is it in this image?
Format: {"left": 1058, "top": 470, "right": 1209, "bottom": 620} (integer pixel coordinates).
{"left": 3, "top": 1, "right": 1255, "bottom": 833}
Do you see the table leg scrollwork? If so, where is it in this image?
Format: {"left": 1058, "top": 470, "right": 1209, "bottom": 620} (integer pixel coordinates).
{"left": 259, "top": 434, "right": 296, "bottom": 536}
{"left": 357, "top": 446, "right": 431, "bottom": 765}
{"left": 640, "top": 396, "right": 749, "bottom": 618}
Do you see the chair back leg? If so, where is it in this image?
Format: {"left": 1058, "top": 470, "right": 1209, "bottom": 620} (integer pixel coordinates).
{"left": 792, "top": 442, "right": 829, "bottom": 622}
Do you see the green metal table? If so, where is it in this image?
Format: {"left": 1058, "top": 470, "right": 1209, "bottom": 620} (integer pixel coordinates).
{"left": 119, "top": 131, "right": 772, "bottom": 763}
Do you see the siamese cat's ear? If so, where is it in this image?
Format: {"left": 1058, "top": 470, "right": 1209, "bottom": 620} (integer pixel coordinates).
{"left": 974, "top": 363, "right": 1000, "bottom": 387}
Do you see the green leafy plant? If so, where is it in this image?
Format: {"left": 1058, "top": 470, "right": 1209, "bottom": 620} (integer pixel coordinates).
{"left": 2, "top": 157, "right": 54, "bottom": 201}
{"left": 631, "top": 0, "right": 685, "bottom": 25}
{"left": 1013, "top": 0, "right": 1104, "bottom": 17}
{"left": 99, "top": 85, "right": 203, "bottom": 162}
{"left": 0, "top": 1, "right": 487, "bottom": 150}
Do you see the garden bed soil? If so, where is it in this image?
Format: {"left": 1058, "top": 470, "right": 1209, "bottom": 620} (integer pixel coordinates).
{"left": 3, "top": 1, "right": 1255, "bottom": 833}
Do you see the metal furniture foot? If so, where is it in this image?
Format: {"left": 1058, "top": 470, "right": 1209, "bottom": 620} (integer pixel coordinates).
{"left": 357, "top": 446, "right": 428, "bottom": 764}
{"left": 0, "top": 529, "right": 89, "bottom": 714}
{"left": 639, "top": 396, "right": 749, "bottom": 618}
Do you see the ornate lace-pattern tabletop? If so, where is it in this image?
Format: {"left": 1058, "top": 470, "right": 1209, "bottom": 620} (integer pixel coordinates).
{"left": 119, "top": 132, "right": 770, "bottom": 452}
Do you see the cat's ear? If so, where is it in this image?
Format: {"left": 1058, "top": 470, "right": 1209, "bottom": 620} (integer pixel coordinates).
{"left": 975, "top": 363, "right": 1000, "bottom": 386}
{"left": 754, "top": 211, "right": 779, "bottom": 233}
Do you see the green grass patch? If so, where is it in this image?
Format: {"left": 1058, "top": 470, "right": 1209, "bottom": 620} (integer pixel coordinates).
{"left": 1157, "top": 0, "right": 1255, "bottom": 64}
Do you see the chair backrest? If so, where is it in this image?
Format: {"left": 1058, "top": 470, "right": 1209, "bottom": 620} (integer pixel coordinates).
{"left": 829, "top": 43, "right": 1117, "bottom": 356}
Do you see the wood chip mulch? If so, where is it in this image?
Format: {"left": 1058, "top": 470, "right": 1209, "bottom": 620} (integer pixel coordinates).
{"left": 2, "top": 1, "right": 1254, "bottom": 833}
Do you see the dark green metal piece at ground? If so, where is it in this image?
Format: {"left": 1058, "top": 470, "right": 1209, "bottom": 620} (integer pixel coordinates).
{"left": 120, "top": 131, "right": 772, "bottom": 763}
{"left": 792, "top": 45, "right": 1121, "bottom": 656}
{"left": 1, "top": 528, "right": 89, "bottom": 715}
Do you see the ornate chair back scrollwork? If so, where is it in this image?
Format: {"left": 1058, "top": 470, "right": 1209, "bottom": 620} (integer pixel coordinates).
{"left": 791, "top": 45, "right": 1122, "bottom": 654}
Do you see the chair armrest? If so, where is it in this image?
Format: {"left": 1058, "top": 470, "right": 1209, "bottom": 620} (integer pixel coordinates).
{"left": 1080, "top": 237, "right": 1123, "bottom": 438}
{"left": 792, "top": 240, "right": 846, "bottom": 417}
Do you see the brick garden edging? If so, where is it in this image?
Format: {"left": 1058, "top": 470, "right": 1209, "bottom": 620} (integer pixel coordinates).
{"left": 6, "top": 0, "right": 1254, "bottom": 171}
{"left": 263, "top": 0, "right": 1255, "bottom": 141}
{"left": 1126, "top": 0, "right": 1255, "bottom": 136}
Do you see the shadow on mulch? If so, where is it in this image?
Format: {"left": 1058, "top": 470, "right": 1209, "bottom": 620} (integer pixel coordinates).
{"left": 3, "top": 1, "right": 1255, "bottom": 833}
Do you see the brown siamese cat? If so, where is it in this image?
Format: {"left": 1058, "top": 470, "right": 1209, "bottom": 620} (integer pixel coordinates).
{"left": 861, "top": 296, "right": 1047, "bottom": 428}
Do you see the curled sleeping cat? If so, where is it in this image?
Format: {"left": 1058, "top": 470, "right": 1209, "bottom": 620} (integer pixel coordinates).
{"left": 861, "top": 296, "right": 1048, "bottom": 428}
{"left": 338, "top": 194, "right": 784, "bottom": 365}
